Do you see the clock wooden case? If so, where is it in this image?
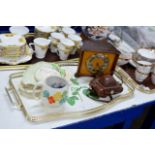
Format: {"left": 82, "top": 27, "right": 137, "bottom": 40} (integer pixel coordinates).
{"left": 75, "top": 39, "right": 120, "bottom": 77}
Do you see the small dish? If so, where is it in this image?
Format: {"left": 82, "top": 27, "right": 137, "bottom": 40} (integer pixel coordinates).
{"left": 82, "top": 26, "right": 110, "bottom": 40}
{"left": 9, "top": 26, "right": 29, "bottom": 36}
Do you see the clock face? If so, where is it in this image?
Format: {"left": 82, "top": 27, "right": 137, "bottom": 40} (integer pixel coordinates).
{"left": 86, "top": 53, "right": 109, "bottom": 74}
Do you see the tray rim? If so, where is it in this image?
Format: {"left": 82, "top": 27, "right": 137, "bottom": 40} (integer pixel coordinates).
{"left": 0, "top": 58, "right": 79, "bottom": 71}
{"left": 117, "top": 66, "right": 155, "bottom": 94}
{"left": 7, "top": 62, "right": 134, "bottom": 123}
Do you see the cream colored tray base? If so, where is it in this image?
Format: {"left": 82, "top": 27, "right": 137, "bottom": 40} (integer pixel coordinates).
{"left": 0, "top": 45, "right": 32, "bottom": 65}
{"left": 6, "top": 63, "right": 134, "bottom": 123}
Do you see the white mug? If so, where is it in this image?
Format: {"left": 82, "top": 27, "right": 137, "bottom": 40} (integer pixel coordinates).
{"left": 49, "top": 32, "right": 65, "bottom": 53}
{"left": 29, "top": 38, "right": 51, "bottom": 59}
{"left": 33, "top": 76, "right": 69, "bottom": 107}
{"left": 57, "top": 38, "right": 75, "bottom": 60}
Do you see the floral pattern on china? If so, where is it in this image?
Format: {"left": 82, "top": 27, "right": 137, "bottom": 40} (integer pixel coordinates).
{"left": 0, "top": 34, "right": 27, "bottom": 57}
{"left": 0, "top": 33, "right": 33, "bottom": 65}
{"left": 43, "top": 90, "right": 67, "bottom": 104}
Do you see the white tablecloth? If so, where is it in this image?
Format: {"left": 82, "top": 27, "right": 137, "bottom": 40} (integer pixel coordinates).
{"left": 0, "top": 70, "right": 155, "bottom": 129}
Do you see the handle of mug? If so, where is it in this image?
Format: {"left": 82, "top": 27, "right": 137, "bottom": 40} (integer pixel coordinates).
{"left": 29, "top": 43, "right": 35, "bottom": 54}
{"left": 33, "top": 82, "right": 43, "bottom": 100}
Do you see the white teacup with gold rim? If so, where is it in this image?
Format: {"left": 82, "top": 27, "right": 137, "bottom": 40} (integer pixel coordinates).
{"left": 68, "top": 34, "right": 83, "bottom": 55}
{"left": 117, "top": 52, "right": 132, "bottom": 66}
{"left": 29, "top": 38, "right": 51, "bottom": 59}
{"left": 135, "top": 60, "right": 152, "bottom": 74}
{"left": 135, "top": 48, "right": 155, "bottom": 62}
{"left": 33, "top": 76, "right": 69, "bottom": 107}
{"left": 62, "top": 27, "right": 76, "bottom": 37}
{"left": 57, "top": 38, "right": 75, "bottom": 60}
{"left": 35, "top": 26, "right": 58, "bottom": 38}
{"left": 49, "top": 32, "right": 65, "bottom": 53}
{"left": 135, "top": 70, "right": 149, "bottom": 82}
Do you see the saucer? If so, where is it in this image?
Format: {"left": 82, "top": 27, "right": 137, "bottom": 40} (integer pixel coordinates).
{"left": 0, "top": 45, "right": 32, "bottom": 65}
{"left": 9, "top": 26, "right": 29, "bottom": 36}
{"left": 137, "top": 48, "right": 155, "bottom": 61}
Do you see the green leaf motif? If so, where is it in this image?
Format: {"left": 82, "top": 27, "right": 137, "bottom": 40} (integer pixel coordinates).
{"left": 59, "top": 68, "right": 66, "bottom": 77}
{"left": 70, "top": 78, "right": 79, "bottom": 85}
{"left": 82, "top": 89, "right": 99, "bottom": 100}
{"left": 51, "top": 63, "right": 59, "bottom": 70}
{"left": 82, "top": 89, "right": 89, "bottom": 96}
{"left": 62, "top": 90, "right": 67, "bottom": 97}
{"left": 72, "top": 91, "right": 79, "bottom": 96}
{"left": 67, "top": 96, "right": 79, "bottom": 106}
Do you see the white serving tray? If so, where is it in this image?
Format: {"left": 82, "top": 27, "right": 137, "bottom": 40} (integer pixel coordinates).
{"left": 6, "top": 63, "right": 133, "bottom": 123}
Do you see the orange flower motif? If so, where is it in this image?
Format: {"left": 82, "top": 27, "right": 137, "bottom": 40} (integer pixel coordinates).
{"left": 48, "top": 96, "right": 55, "bottom": 104}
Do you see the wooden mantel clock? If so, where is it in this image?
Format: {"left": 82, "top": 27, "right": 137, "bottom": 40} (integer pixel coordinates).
{"left": 75, "top": 39, "right": 120, "bottom": 77}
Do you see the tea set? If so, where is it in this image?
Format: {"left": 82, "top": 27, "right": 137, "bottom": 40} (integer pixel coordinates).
{"left": 3, "top": 26, "right": 155, "bottom": 111}
{"left": 117, "top": 47, "right": 155, "bottom": 84}
{"left": 29, "top": 26, "right": 83, "bottom": 60}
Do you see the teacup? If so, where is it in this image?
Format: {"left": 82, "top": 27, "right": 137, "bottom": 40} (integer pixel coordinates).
{"left": 29, "top": 38, "right": 51, "bottom": 59}
{"left": 62, "top": 27, "right": 76, "bottom": 37}
{"left": 136, "top": 48, "right": 155, "bottom": 62}
{"left": 135, "top": 60, "right": 152, "bottom": 74}
{"left": 33, "top": 76, "right": 69, "bottom": 107}
{"left": 35, "top": 26, "right": 58, "bottom": 39}
{"left": 68, "top": 34, "right": 83, "bottom": 55}
{"left": 49, "top": 32, "right": 65, "bottom": 53}
{"left": 117, "top": 53, "right": 132, "bottom": 66}
{"left": 135, "top": 70, "right": 149, "bottom": 83}
{"left": 57, "top": 38, "right": 75, "bottom": 60}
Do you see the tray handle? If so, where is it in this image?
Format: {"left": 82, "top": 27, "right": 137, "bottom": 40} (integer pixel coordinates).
{"left": 5, "top": 87, "right": 21, "bottom": 110}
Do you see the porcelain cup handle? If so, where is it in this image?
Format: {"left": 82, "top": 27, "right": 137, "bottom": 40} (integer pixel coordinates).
{"left": 33, "top": 82, "right": 43, "bottom": 100}
{"left": 29, "top": 43, "right": 35, "bottom": 54}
